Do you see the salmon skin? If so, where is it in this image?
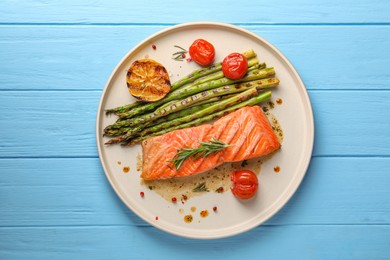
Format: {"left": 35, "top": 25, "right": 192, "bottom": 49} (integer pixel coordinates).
{"left": 141, "top": 106, "right": 280, "bottom": 180}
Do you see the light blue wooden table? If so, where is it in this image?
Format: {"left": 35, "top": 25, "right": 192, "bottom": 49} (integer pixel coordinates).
{"left": 1, "top": 1, "right": 390, "bottom": 259}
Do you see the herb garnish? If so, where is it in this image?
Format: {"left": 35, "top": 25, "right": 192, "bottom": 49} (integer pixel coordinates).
{"left": 172, "top": 45, "right": 188, "bottom": 61}
{"left": 169, "top": 138, "right": 233, "bottom": 170}
{"left": 193, "top": 182, "right": 209, "bottom": 192}
{"left": 241, "top": 160, "right": 248, "bottom": 167}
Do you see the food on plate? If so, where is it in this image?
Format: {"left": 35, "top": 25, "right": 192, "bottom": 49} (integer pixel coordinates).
{"left": 222, "top": 53, "right": 248, "bottom": 80}
{"left": 104, "top": 66, "right": 278, "bottom": 145}
{"left": 121, "top": 77, "right": 269, "bottom": 124}
{"left": 103, "top": 47, "right": 285, "bottom": 205}
{"left": 106, "top": 87, "right": 277, "bottom": 146}
{"left": 104, "top": 49, "right": 280, "bottom": 154}
{"left": 171, "top": 45, "right": 188, "bottom": 61}
{"left": 141, "top": 106, "right": 280, "bottom": 180}
{"left": 170, "top": 49, "right": 256, "bottom": 91}
{"left": 117, "top": 64, "right": 274, "bottom": 122}
{"left": 104, "top": 77, "right": 278, "bottom": 144}
{"left": 189, "top": 39, "right": 215, "bottom": 66}
{"left": 104, "top": 50, "right": 256, "bottom": 115}
{"left": 193, "top": 182, "right": 209, "bottom": 192}
{"left": 126, "top": 59, "right": 171, "bottom": 102}
{"left": 170, "top": 139, "right": 233, "bottom": 170}
{"left": 231, "top": 170, "right": 259, "bottom": 199}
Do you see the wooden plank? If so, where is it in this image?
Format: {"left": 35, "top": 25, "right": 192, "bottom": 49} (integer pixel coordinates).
{"left": 1, "top": 25, "right": 389, "bottom": 90}
{"left": 0, "top": 26, "right": 161, "bottom": 91}
{"left": 310, "top": 90, "right": 390, "bottom": 156}
{"left": 0, "top": 225, "right": 389, "bottom": 259}
{"left": 0, "top": 0, "right": 389, "bottom": 24}
{"left": 0, "top": 90, "right": 389, "bottom": 157}
{"left": 0, "top": 91, "right": 97, "bottom": 157}
{"left": 1, "top": 157, "right": 389, "bottom": 226}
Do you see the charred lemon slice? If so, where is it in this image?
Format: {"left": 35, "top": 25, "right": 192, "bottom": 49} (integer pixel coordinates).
{"left": 126, "top": 59, "right": 171, "bottom": 102}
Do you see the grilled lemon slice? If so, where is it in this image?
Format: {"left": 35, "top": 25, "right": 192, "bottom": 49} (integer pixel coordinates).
{"left": 126, "top": 59, "right": 171, "bottom": 102}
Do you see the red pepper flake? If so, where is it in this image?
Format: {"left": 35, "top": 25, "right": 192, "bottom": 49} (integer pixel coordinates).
{"left": 216, "top": 187, "right": 224, "bottom": 193}
{"left": 155, "top": 216, "right": 158, "bottom": 220}
{"left": 152, "top": 44, "right": 156, "bottom": 50}
{"left": 213, "top": 206, "right": 218, "bottom": 212}
{"left": 186, "top": 57, "right": 192, "bottom": 62}
{"left": 181, "top": 53, "right": 186, "bottom": 58}
{"left": 171, "top": 197, "right": 177, "bottom": 203}
{"left": 182, "top": 195, "right": 188, "bottom": 201}
{"left": 140, "top": 191, "right": 145, "bottom": 197}
{"left": 274, "top": 166, "right": 281, "bottom": 173}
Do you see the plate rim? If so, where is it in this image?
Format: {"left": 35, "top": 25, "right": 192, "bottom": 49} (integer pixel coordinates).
{"left": 96, "top": 21, "right": 315, "bottom": 239}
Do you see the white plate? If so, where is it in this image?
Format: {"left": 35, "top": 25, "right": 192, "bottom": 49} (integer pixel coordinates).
{"left": 96, "top": 22, "right": 314, "bottom": 239}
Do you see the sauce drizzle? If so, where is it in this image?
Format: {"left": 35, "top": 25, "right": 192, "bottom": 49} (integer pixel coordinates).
{"left": 184, "top": 215, "right": 193, "bottom": 223}
{"left": 200, "top": 210, "right": 209, "bottom": 218}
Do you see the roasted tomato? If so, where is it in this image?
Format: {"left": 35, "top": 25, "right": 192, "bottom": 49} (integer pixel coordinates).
{"left": 222, "top": 53, "right": 248, "bottom": 80}
{"left": 189, "top": 39, "right": 215, "bottom": 66}
{"left": 231, "top": 170, "right": 258, "bottom": 200}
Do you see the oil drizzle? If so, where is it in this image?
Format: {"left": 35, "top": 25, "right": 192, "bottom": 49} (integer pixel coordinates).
{"left": 200, "top": 210, "right": 209, "bottom": 218}
{"left": 184, "top": 215, "right": 193, "bottom": 223}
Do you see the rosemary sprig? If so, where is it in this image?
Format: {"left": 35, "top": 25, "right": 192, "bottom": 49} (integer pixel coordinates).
{"left": 169, "top": 138, "right": 233, "bottom": 170}
{"left": 172, "top": 45, "right": 187, "bottom": 61}
{"left": 193, "top": 182, "right": 209, "bottom": 192}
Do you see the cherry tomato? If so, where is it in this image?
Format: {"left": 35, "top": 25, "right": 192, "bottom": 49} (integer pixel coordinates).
{"left": 231, "top": 170, "right": 258, "bottom": 200}
{"left": 189, "top": 39, "right": 215, "bottom": 66}
{"left": 222, "top": 53, "right": 248, "bottom": 80}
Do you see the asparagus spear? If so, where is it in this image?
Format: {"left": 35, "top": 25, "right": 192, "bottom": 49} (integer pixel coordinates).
{"left": 105, "top": 50, "right": 257, "bottom": 115}
{"left": 162, "top": 67, "right": 275, "bottom": 101}
{"left": 126, "top": 79, "right": 278, "bottom": 136}
{"left": 129, "top": 78, "right": 267, "bottom": 121}
{"left": 108, "top": 61, "right": 263, "bottom": 121}
{"left": 105, "top": 76, "right": 277, "bottom": 132}
{"left": 113, "top": 61, "right": 261, "bottom": 121}
{"left": 116, "top": 88, "right": 259, "bottom": 145}
{"left": 105, "top": 101, "right": 216, "bottom": 137}
{"left": 105, "top": 83, "right": 249, "bottom": 131}
{"left": 112, "top": 67, "right": 275, "bottom": 120}
{"left": 104, "top": 94, "right": 238, "bottom": 138}
{"left": 122, "top": 90, "right": 272, "bottom": 146}
{"left": 171, "top": 49, "right": 256, "bottom": 90}
{"left": 187, "top": 59, "right": 264, "bottom": 87}
{"left": 105, "top": 101, "right": 143, "bottom": 115}
{"left": 105, "top": 87, "right": 257, "bottom": 145}
{"left": 104, "top": 77, "right": 279, "bottom": 140}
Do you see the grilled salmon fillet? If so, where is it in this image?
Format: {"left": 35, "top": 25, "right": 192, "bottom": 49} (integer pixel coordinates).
{"left": 141, "top": 106, "right": 280, "bottom": 180}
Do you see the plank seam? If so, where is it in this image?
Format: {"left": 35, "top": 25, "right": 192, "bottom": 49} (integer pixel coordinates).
{"left": 0, "top": 223, "right": 389, "bottom": 229}
{"left": 1, "top": 22, "right": 390, "bottom": 27}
